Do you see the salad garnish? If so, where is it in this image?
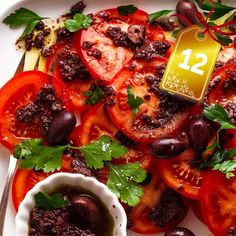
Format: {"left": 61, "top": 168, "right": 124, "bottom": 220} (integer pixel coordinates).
{"left": 84, "top": 85, "right": 104, "bottom": 105}
{"left": 64, "top": 13, "right": 92, "bottom": 33}
{"left": 34, "top": 191, "right": 68, "bottom": 210}
{"left": 127, "top": 85, "right": 144, "bottom": 122}
{"left": 117, "top": 4, "right": 137, "bottom": 16}
{"left": 202, "top": 104, "right": 236, "bottom": 178}
{"left": 149, "top": 10, "right": 174, "bottom": 24}
{"left": 13, "top": 136, "right": 146, "bottom": 206}
{"left": 107, "top": 163, "right": 146, "bottom": 207}
{"left": 2, "top": 8, "right": 49, "bottom": 38}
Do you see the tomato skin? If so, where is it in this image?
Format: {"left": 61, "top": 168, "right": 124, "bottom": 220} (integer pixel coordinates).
{"left": 12, "top": 155, "right": 73, "bottom": 211}
{"left": 48, "top": 42, "right": 94, "bottom": 112}
{"left": 78, "top": 102, "right": 118, "bottom": 146}
{"left": 0, "top": 71, "right": 71, "bottom": 150}
{"left": 107, "top": 58, "right": 189, "bottom": 143}
{"left": 200, "top": 170, "right": 236, "bottom": 236}
{"left": 157, "top": 149, "right": 205, "bottom": 199}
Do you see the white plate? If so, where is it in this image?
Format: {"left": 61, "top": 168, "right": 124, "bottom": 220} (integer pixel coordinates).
{"left": 0, "top": 0, "right": 234, "bottom": 235}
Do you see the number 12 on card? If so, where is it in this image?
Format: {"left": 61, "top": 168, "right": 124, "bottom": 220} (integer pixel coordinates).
{"left": 160, "top": 26, "right": 221, "bottom": 102}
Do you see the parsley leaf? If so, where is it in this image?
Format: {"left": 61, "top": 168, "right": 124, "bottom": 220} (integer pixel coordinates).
{"left": 64, "top": 13, "right": 92, "bottom": 32}
{"left": 14, "top": 136, "right": 127, "bottom": 172}
{"left": 171, "top": 29, "right": 181, "bottom": 39}
{"left": 204, "top": 104, "right": 236, "bottom": 146}
{"left": 213, "top": 160, "right": 236, "bottom": 179}
{"left": 127, "top": 85, "right": 144, "bottom": 122}
{"left": 84, "top": 86, "right": 104, "bottom": 105}
{"left": 79, "top": 136, "right": 128, "bottom": 169}
{"left": 14, "top": 138, "right": 67, "bottom": 173}
{"left": 117, "top": 5, "right": 137, "bottom": 16}
{"left": 194, "top": 0, "right": 235, "bottom": 20}
{"left": 35, "top": 191, "right": 68, "bottom": 210}
{"left": 215, "top": 33, "right": 233, "bottom": 46}
{"left": 149, "top": 10, "right": 173, "bottom": 23}
{"left": 107, "top": 163, "right": 146, "bottom": 207}
{"left": 2, "top": 8, "right": 48, "bottom": 37}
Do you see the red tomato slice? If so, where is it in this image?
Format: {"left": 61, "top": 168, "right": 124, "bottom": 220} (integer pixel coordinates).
{"left": 12, "top": 155, "right": 73, "bottom": 210}
{"left": 77, "top": 102, "right": 118, "bottom": 146}
{"left": 107, "top": 58, "right": 189, "bottom": 143}
{"left": 206, "top": 63, "right": 236, "bottom": 106}
{"left": 130, "top": 161, "right": 188, "bottom": 234}
{"left": 74, "top": 8, "right": 166, "bottom": 84}
{"left": 46, "top": 42, "right": 94, "bottom": 112}
{"left": 0, "top": 71, "right": 71, "bottom": 150}
{"left": 200, "top": 170, "right": 236, "bottom": 236}
{"left": 157, "top": 148, "right": 205, "bottom": 199}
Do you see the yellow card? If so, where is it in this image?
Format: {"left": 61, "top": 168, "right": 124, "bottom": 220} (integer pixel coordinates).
{"left": 160, "top": 26, "right": 221, "bottom": 101}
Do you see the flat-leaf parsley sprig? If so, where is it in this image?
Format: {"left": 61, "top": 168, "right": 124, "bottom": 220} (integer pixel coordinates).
{"left": 13, "top": 135, "right": 146, "bottom": 206}
{"left": 2, "top": 8, "right": 49, "bottom": 37}
{"left": 202, "top": 104, "right": 236, "bottom": 178}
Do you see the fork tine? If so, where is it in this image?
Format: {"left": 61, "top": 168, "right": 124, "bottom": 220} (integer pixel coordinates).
{"left": 14, "top": 53, "right": 25, "bottom": 75}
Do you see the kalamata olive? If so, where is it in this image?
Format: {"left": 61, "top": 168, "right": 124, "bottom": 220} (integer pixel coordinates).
{"left": 150, "top": 137, "right": 188, "bottom": 158}
{"left": 72, "top": 194, "right": 102, "bottom": 227}
{"left": 188, "top": 119, "right": 210, "bottom": 153}
{"left": 47, "top": 110, "right": 76, "bottom": 145}
{"left": 127, "top": 24, "right": 146, "bottom": 44}
{"left": 176, "top": 0, "right": 200, "bottom": 27}
{"left": 164, "top": 227, "right": 195, "bottom": 236}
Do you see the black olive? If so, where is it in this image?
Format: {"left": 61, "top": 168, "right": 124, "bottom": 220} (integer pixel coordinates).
{"left": 164, "top": 227, "right": 195, "bottom": 236}
{"left": 150, "top": 137, "right": 188, "bottom": 158}
{"left": 176, "top": 0, "right": 200, "bottom": 27}
{"left": 188, "top": 119, "right": 210, "bottom": 153}
{"left": 72, "top": 194, "right": 102, "bottom": 227}
{"left": 127, "top": 24, "right": 146, "bottom": 44}
{"left": 47, "top": 110, "right": 76, "bottom": 145}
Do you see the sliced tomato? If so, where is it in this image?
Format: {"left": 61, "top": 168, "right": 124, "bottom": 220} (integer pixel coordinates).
{"left": 157, "top": 148, "right": 205, "bottom": 199}
{"left": 0, "top": 71, "right": 71, "bottom": 150}
{"left": 189, "top": 200, "right": 204, "bottom": 223}
{"left": 46, "top": 42, "right": 94, "bottom": 112}
{"left": 107, "top": 58, "right": 189, "bottom": 143}
{"left": 74, "top": 8, "right": 166, "bottom": 84}
{"left": 200, "top": 170, "right": 236, "bottom": 236}
{"left": 207, "top": 63, "right": 236, "bottom": 105}
{"left": 77, "top": 102, "right": 118, "bottom": 146}
{"left": 130, "top": 161, "right": 187, "bottom": 234}
{"left": 12, "top": 155, "right": 73, "bottom": 210}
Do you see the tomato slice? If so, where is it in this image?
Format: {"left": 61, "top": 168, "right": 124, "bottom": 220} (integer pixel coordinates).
{"left": 107, "top": 58, "right": 190, "bottom": 143}
{"left": 12, "top": 155, "right": 73, "bottom": 210}
{"left": 46, "top": 42, "right": 94, "bottom": 112}
{"left": 200, "top": 170, "right": 236, "bottom": 236}
{"left": 206, "top": 63, "right": 236, "bottom": 106}
{"left": 157, "top": 148, "right": 205, "bottom": 199}
{"left": 77, "top": 102, "right": 118, "bottom": 146}
{"left": 74, "top": 8, "right": 166, "bottom": 84}
{"left": 0, "top": 71, "right": 71, "bottom": 150}
{"left": 130, "top": 161, "right": 188, "bottom": 234}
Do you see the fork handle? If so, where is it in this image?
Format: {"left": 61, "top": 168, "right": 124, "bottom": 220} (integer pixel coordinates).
{"left": 0, "top": 156, "right": 17, "bottom": 236}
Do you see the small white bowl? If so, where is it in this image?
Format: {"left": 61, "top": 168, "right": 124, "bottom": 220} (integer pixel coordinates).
{"left": 15, "top": 172, "right": 127, "bottom": 236}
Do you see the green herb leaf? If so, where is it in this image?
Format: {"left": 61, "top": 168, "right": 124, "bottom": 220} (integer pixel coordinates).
{"left": 171, "top": 29, "right": 181, "bottom": 39}
{"left": 13, "top": 139, "right": 67, "bottom": 173}
{"left": 194, "top": 0, "right": 235, "bottom": 20}
{"left": 204, "top": 104, "right": 236, "bottom": 146}
{"left": 213, "top": 160, "right": 236, "bottom": 179}
{"left": 2, "top": 8, "right": 46, "bottom": 27}
{"left": 64, "top": 13, "right": 92, "bottom": 32}
{"left": 215, "top": 33, "right": 233, "bottom": 46}
{"left": 79, "top": 136, "right": 128, "bottom": 169}
{"left": 127, "top": 85, "right": 144, "bottom": 122}
{"left": 107, "top": 163, "right": 146, "bottom": 207}
{"left": 35, "top": 191, "right": 68, "bottom": 210}
{"left": 21, "top": 20, "right": 40, "bottom": 38}
{"left": 84, "top": 86, "right": 104, "bottom": 105}
{"left": 117, "top": 5, "right": 137, "bottom": 16}
{"left": 149, "top": 10, "right": 173, "bottom": 23}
